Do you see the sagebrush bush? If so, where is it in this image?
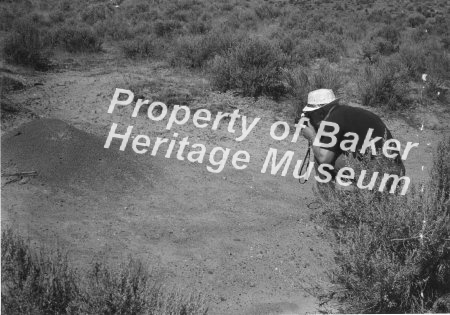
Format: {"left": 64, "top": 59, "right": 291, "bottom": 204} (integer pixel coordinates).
{"left": 56, "top": 24, "right": 103, "bottom": 53}
{"left": 376, "top": 24, "right": 401, "bottom": 46}
{"left": 358, "top": 59, "right": 410, "bottom": 110}
{"left": 80, "top": 259, "right": 151, "bottom": 314}
{"left": 170, "top": 35, "right": 214, "bottom": 68}
{"left": 408, "top": 14, "right": 427, "bottom": 27}
{"left": 0, "top": 6, "right": 16, "bottom": 31}
{"left": 121, "top": 35, "right": 161, "bottom": 59}
{"left": 209, "top": 36, "right": 287, "bottom": 98}
{"left": 430, "top": 136, "right": 450, "bottom": 202}
{"left": 317, "top": 136, "right": 450, "bottom": 313}
{"left": 1, "top": 229, "right": 79, "bottom": 314}
{"left": 300, "top": 34, "right": 343, "bottom": 63}
{"left": 81, "top": 3, "right": 114, "bottom": 25}
{"left": 399, "top": 38, "right": 450, "bottom": 83}
{"left": 254, "top": 3, "right": 282, "bottom": 19}
{"left": 1, "top": 228, "right": 209, "bottom": 314}
{"left": 3, "top": 18, "right": 51, "bottom": 70}
{"left": 170, "top": 30, "right": 241, "bottom": 68}
{"left": 399, "top": 41, "right": 427, "bottom": 79}
{"left": 153, "top": 19, "right": 183, "bottom": 37}
{"left": 94, "top": 16, "right": 132, "bottom": 41}
{"left": 360, "top": 25, "right": 401, "bottom": 61}
{"left": 425, "top": 50, "right": 450, "bottom": 81}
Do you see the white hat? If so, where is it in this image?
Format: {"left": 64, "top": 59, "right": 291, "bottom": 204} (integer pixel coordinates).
{"left": 303, "top": 89, "right": 338, "bottom": 112}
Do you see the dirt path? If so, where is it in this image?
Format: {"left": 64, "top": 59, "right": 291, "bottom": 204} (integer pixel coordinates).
{"left": 1, "top": 57, "right": 442, "bottom": 314}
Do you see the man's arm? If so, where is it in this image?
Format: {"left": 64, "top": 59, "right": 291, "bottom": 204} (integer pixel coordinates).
{"left": 302, "top": 120, "right": 336, "bottom": 165}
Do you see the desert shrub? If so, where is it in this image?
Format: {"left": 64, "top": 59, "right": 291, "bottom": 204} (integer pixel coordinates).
{"left": 346, "top": 22, "right": 368, "bottom": 41}
{"left": 273, "top": 30, "right": 311, "bottom": 65}
{"left": 209, "top": 37, "right": 288, "bottom": 98}
{"left": 80, "top": 259, "right": 151, "bottom": 313}
{"left": 1, "top": 229, "right": 79, "bottom": 314}
{"left": 409, "top": 27, "right": 429, "bottom": 43}
{"left": 358, "top": 59, "right": 410, "bottom": 110}
{"left": 430, "top": 136, "right": 450, "bottom": 201}
{"left": 56, "top": 24, "right": 103, "bottom": 53}
{"left": 408, "top": 14, "right": 426, "bottom": 27}
{"left": 305, "top": 38, "right": 340, "bottom": 61}
{"left": 424, "top": 76, "right": 448, "bottom": 103}
{"left": 305, "top": 13, "right": 338, "bottom": 34}
{"left": 399, "top": 39, "right": 450, "bottom": 81}
{"left": 277, "top": 34, "right": 296, "bottom": 59}
{"left": 361, "top": 25, "right": 401, "bottom": 60}
{"left": 121, "top": 35, "right": 161, "bottom": 59}
{"left": 81, "top": 259, "right": 208, "bottom": 314}
{"left": 317, "top": 137, "right": 450, "bottom": 313}
{"left": 225, "top": 8, "right": 259, "bottom": 30}
{"left": 81, "top": 3, "right": 114, "bottom": 25}
{"left": 125, "top": 2, "right": 152, "bottom": 16}
{"left": 430, "top": 15, "right": 450, "bottom": 36}
{"left": 254, "top": 3, "right": 281, "bottom": 19}
{"left": 360, "top": 40, "right": 381, "bottom": 63}
{"left": 300, "top": 33, "right": 344, "bottom": 63}
{"left": 187, "top": 19, "right": 211, "bottom": 34}
{"left": 131, "top": 20, "right": 155, "bottom": 36}
{"left": 375, "top": 37, "right": 398, "bottom": 55}
{"left": 3, "top": 18, "right": 51, "bottom": 70}
{"left": 282, "top": 67, "right": 310, "bottom": 119}
{"left": 95, "top": 16, "right": 132, "bottom": 41}
{"left": 281, "top": 9, "right": 307, "bottom": 30}
{"left": 170, "top": 30, "right": 241, "bottom": 68}
{"left": 376, "top": 24, "right": 401, "bottom": 45}
{"left": 368, "top": 9, "right": 394, "bottom": 24}
{"left": 0, "top": 6, "right": 16, "bottom": 31}
{"left": 441, "top": 36, "right": 450, "bottom": 50}
{"left": 170, "top": 35, "right": 214, "bottom": 68}
{"left": 399, "top": 42, "right": 427, "bottom": 79}
{"left": 49, "top": 10, "right": 67, "bottom": 24}
{"left": 1, "top": 228, "right": 209, "bottom": 314}
{"left": 425, "top": 50, "right": 450, "bottom": 81}
{"left": 153, "top": 19, "right": 183, "bottom": 37}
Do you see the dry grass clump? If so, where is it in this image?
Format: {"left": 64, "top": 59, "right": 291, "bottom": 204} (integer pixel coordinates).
{"left": 316, "top": 137, "right": 450, "bottom": 313}
{"left": 1, "top": 228, "right": 209, "bottom": 315}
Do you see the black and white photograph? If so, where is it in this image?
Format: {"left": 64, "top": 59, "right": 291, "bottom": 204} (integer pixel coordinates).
{"left": 1, "top": 0, "right": 449, "bottom": 313}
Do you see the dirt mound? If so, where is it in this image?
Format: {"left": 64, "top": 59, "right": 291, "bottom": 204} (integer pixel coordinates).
{"left": 2, "top": 119, "right": 158, "bottom": 193}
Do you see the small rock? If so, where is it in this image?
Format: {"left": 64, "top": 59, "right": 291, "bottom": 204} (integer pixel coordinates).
{"left": 19, "top": 177, "right": 30, "bottom": 185}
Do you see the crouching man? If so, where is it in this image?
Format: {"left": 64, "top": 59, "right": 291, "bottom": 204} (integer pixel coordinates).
{"left": 300, "top": 89, "right": 406, "bottom": 193}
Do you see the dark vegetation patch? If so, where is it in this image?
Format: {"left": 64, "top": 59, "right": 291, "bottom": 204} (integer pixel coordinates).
{"left": 1, "top": 227, "right": 209, "bottom": 314}
{"left": 315, "top": 137, "right": 450, "bottom": 313}
{"left": 1, "top": 0, "right": 449, "bottom": 107}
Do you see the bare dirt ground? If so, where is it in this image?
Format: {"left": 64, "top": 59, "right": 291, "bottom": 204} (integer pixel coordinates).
{"left": 1, "top": 51, "right": 447, "bottom": 314}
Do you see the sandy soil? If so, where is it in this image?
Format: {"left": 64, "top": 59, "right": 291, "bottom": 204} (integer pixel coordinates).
{"left": 1, "top": 53, "right": 447, "bottom": 314}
